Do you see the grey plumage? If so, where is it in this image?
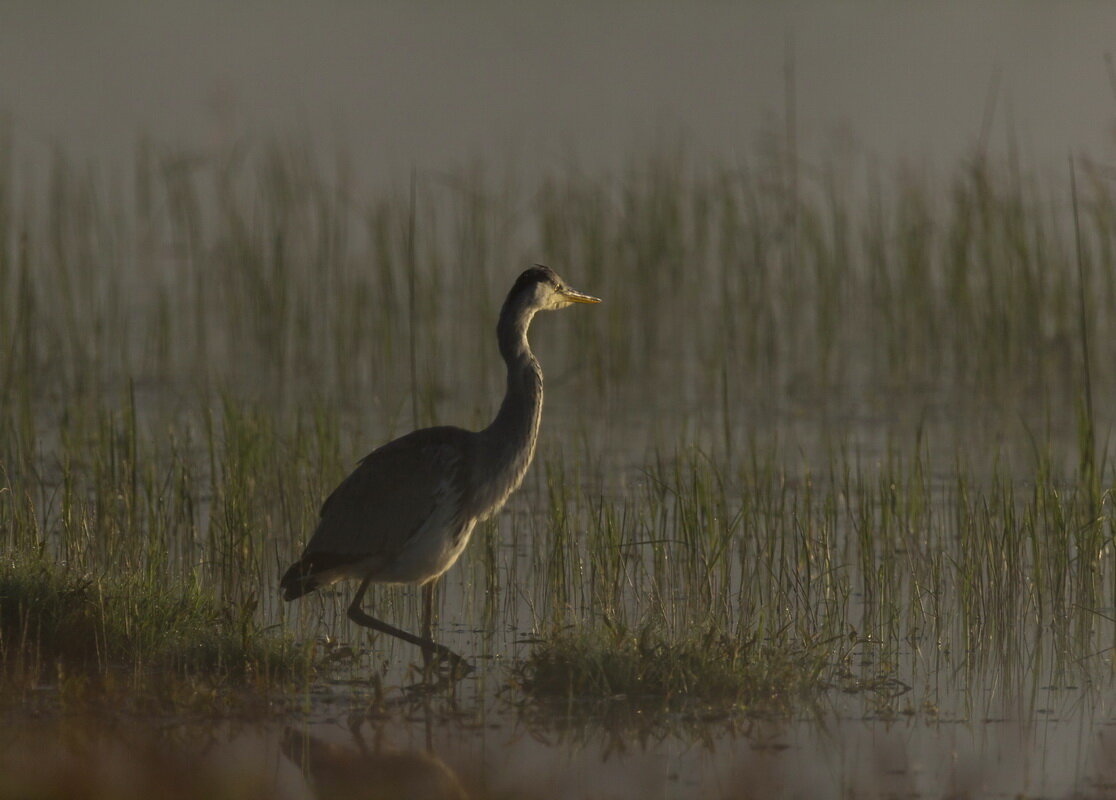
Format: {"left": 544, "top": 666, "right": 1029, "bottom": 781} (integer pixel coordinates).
{"left": 281, "top": 427, "right": 471, "bottom": 598}
{"left": 280, "top": 265, "right": 600, "bottom": 669}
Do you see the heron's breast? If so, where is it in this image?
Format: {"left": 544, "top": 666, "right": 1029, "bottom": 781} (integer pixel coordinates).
{"left": 378, "top": 475, "right": 473, "bottom": 583}
{"left": 474, "top": 442, "right": 538, "bottom": 521}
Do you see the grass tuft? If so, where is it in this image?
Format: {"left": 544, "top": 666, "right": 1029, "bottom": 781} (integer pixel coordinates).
{"left": 516, "top": 624, "right": 831, "bottom": 712}
{"left": 0, "top": 558, "right": 310, "bottom": 687}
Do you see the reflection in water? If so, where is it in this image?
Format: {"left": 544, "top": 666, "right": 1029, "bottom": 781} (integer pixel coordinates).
{"left": 0, "top": 699, "right": 1109, "bottom": 798}
{"left": 281, "top": 725, "right": 467, "bottom": 800}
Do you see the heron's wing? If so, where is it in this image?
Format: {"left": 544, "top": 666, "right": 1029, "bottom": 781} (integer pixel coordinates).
{"left": 302, "top": 426, "right": 471, "bottom": 564}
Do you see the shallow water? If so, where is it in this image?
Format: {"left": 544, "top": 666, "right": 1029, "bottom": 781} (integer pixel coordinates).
{"left": 6, "top": 5, "right": 1116, "bottom": 795}
{"left": 6, "top": 677, "right": 1116, "bottom": 799}
{"left": 9, "top": 363, "right": 1113, "bottom": 796}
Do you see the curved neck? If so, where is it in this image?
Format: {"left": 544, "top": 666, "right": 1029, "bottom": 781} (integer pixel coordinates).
{"left": 471, "top": 293, "right": 544, "bottom": 518}
{"left": 486, "top": 294, "right": 543, "bottom": 444}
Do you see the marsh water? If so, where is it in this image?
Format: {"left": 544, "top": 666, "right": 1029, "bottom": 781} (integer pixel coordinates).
{"left": 7, "top": 3, "right": 1116, "bottom": 798}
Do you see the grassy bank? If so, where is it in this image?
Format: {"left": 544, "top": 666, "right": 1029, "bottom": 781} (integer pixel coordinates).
{"left": 0, "top": 556, "right": 310, "bottom": 696}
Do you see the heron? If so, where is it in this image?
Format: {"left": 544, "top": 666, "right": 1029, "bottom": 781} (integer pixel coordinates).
{"left": 280, "top": 265, "right": 600, "bottom": 672}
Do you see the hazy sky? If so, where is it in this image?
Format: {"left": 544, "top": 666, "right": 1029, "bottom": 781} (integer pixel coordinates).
{"left": 3, "top": 2, "right": 1116, "bottom": 184}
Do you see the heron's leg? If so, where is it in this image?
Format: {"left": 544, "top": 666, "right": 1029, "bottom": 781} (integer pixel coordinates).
{"left": 421, "top": 583, "right": 434, "bottom": 640}
{"left": 420, "top": 583, "right": 435, "bottom": 672}
{"left": 348, "top": 576, "right": 471, "bottom": 676}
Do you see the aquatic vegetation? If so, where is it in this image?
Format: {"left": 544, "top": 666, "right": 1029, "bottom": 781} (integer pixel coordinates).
{"left": 0, "top": 127, "right": 1115, "bottom": 726}
{"left": 516, "top": 623, "right": 831, "bottom": 711}
{"left": 0, "top": 556, "right": 310, "bottom": 689}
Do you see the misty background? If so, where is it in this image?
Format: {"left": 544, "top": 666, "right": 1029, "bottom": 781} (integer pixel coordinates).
{"left": 3, "top": 2, "right": 1116, "bottom": 187}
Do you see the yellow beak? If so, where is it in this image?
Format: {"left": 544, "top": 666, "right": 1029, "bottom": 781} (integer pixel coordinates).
{"left": 562, "top": 287, "right": 602, "bottom": 304}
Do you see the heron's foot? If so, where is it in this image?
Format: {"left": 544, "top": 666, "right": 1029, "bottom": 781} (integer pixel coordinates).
{"left": 423, "top": 646, "right": 473, "bottom": 680}
{"left": 446, "top": 653, "right": 474, "bottom": 680}
{"left": 401, "top": 655, "right": 472, "bottom": 697}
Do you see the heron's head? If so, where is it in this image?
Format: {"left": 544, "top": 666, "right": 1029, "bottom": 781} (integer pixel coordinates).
{"left": 510, "top": 265, "right": 601, "bottom": 312}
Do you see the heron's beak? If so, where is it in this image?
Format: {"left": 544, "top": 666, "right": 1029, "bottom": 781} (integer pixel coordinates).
{"left": 562, "top": 287, "right": 601, "bottom": 304}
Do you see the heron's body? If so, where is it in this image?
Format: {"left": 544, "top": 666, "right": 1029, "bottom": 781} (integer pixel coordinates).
{"left": 280, "top": 266, "right": 598, "bottom": 669}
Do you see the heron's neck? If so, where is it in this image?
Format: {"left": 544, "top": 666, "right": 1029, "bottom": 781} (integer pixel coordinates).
{"left": 487, "top": 299, "right": 543, "bottom": 446}
{"left": 476, "top": 298, "right": 544, "bottom": 506}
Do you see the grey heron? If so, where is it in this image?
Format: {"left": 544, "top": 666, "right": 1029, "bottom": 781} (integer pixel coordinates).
{"left": 280, "top": 265, "right": 600, "bottom": 672}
